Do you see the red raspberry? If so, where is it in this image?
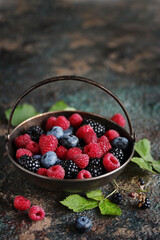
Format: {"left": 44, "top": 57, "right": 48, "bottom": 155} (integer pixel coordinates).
{"left": 47, "top": 165, "right": 65, "bottom": 179}
{"left": 73, "top": 154, "right": 89, "bottom": 169}
{"left": 111, "top": 113, "right": 126, "bottom": 127}
{"left": 56, "top": 145, "right": 67, "bottom": 160}
{"left": 103, "top": 153, "right": 120, "bottom": 172}
{"left": 98, "top": 142, "right": 112, "bottom": 155}
{"left": 46, "top": 116, "right": 57, "bottom": 131}
{"left": 39, "top": 135, "right": 58, "bottom": 155}
{"left": 83, "top": 131, "right": 97, "bottom": 145}
{"left": 54, "top": 116, "right": 70, "bottom": 130}
{"left": 105, "top": 130, "right": 120, "bottom": 142}
{"left": 14, "top": 196, "right": 31, "bottom": 211}
{"left": 14, "top": 134, "right": 31, "bottom": 148}
{"left": 28, "top": 205, "right": 45, "bottom": 221}
{"left": 66, "top": 147, "right": 82, "bottom": 160}
{"left": 69, "top": 113, "right": 83, "bottom": 128}
{"left": 84, "top": 143, "right": 103, "bottom": 158}
{"left": 37, "top": 168, "right": 48, "bottom": 176}
{"left": 77, "top": 170, "right": 92, "bottom": 179}
{"left": 97, "top": 135, "right": 109, "bottom": 144}
{"left": 76, "top": 125, "right": 94, "bottom": 139}
{"left": 26, "top": 140, "right": 40, "bottom": 155}
{"left": 16, "top": 148, "right": 33, "bottom": 159}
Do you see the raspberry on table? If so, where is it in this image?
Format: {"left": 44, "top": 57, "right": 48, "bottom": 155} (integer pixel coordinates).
{"left": 85, "top": 158, "right": 104, "bottom": 177}
{"left": 18, "top": 155, "right": 40, "bottom": 172}
{"left": 111, "top": 192, "right": 123, "bottom": 205}
{"left": 59, "top": 160, "right": 79, "bottom": 179}
{"left": 69, "top": 113, "right": 83, "bottom": 128}
{"left": 98, "top": 142, "right": 112, "bottom": 155}
{"left": 97, "top": 135, "right": 109, "bottom": 144}
{"left": 109, "top": 147, "right": 124, "bottom": 165}
{"left": 14, "top": 134, "right": 31, "bottom": 148}
{"left": 16, "top": 148, "right": 33, "bottom": 159}
{"left": 28, "top": 205, "right": 45, "bottom": 221}
{"left": 105, "top": 130, "right": 120, "bottom": 142}
{"left": 73, "top": 154, "right": 89, "bottom": 169}
{"left": 46, "top": 116, "right": 57, "bottom": 131}
{"left": 66, "top": 147, "right": 82, "bottom": 160}
{"left": 14, "top": 196, "right": 31, "bottom": 211}
{"left": 56, "top": 145, "right": 67, "bottom": 160}
{"left": 37, "top": 168, "right": 48, "bottom": 176}
{"left": 84, "top": 143, "right": 103, "bottom": 158}
{"left": 47, "top": 165, "right": 65, "bottom": 179}
{"left": 27, "top": 126, "right": 44, "bottom": 142}
{"left": 83, "top": 119, "right": 106, "bottom": 137}
{"left": 111, "top": 113, "right": 126, "bottom": 127}
{"left": 54, "top": 116, "right": 70, "bottom": 130}
{"left": 26, "top": 140, "right": 40, "bottom": 155}
{"left": 103, "top": 153, "right": 120, "bottom": 172}
{"left": 83, "top": 131, "right": 97, "bottom": 145}
{"left": 77, "top": 170, "right": 92, "bottom": 179}
{"left": 76, "top": 125, "right": 94, "bottom": 139}
{"left": 39, "top": 135, "right": 58, "bottom": 155}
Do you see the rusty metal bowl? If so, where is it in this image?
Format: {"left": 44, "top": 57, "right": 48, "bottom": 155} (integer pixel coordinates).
{"left": 5, "top": 76, "right": 135, "bottom": 193}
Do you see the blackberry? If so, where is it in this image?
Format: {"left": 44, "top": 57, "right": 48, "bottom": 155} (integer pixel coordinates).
{"left": 109, "top": 148, "right": 124, "bottom": 165}
{"left": 138, "top": 178, "right": 145, "bottom": 185}
{"left": 111, "top": 192, "right": 123, "bottom": 205}
{"left": 27, "top": 126, "right": 43, "bottom": 142}
{"left": 83, "top": 119, "right": 105, "bottom": 138}
{"left": 139, "top": 198, "right": 151, "bottom": 209}
{"left": 86, "top": 158, "right": 105, "bottom": 177}
{"left": 59, "top": 160, "right": 79, "bottom": 179}
{"left": 18, "top": 155, "right": 40, "bottom": 172}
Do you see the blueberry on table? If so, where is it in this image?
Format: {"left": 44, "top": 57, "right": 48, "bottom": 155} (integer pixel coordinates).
{"left": 75, "top": 216, "right": 92, "bottom": 233}
{"left": 40, "top": 151, "right": 57, "bottom": 168}
{"left": 111, "top": 137, "right": 129, "bottom": 151}
{"left": 60, "top": 135, "right": 79, "bottom": 148}
{"left": 47, "top": 126, "right": 64, "bottom": 139}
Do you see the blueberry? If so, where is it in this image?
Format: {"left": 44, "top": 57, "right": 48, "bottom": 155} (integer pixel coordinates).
{"left": 33, "top": 155, "right": 42, "bottom": 160}
{"left": 41, "top": 151, "right": 57, "bottom": 168}
{"left": 111, "top": 137, "right": 129, "bottom": 151}
{"left": 64, "top": 126, "right": 74, "bottom": 136}
{"left": 47, "top": 126, "right": 64, "bottom": 139}
{"left": 60, "top": 135, "right": 79, "bottom": 148}
{"left": 75, "top": 216, "right": 92, "bottom": 233}
{"left": 56, "top": 158, "right": 62, "bottom": 164}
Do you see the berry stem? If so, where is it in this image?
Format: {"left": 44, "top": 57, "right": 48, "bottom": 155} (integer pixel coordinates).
{"left": 105, "top": 189, "right": 117, "bottom": 199}
{"left": 113, "top": 179, "right": 131, "bottom": 193}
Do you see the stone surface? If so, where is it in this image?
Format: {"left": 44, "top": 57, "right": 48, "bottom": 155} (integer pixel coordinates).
{"left": 0, "top": 0, "right": 160, "bottom": 239}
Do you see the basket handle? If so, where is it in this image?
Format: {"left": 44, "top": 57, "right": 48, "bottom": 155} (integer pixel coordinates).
{"left": 6, "top": 75, "right": 134, "bottom": 138}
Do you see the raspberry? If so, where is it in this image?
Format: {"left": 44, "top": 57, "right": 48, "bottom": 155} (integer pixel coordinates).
{"left": 77, "top": 170, "right": 92, "bottom": 179}
{"left": 69, "top": 113, "right": 83, "bottom": 128}
{"left": 37, "top": 168, "right": 48, "bottom": 176}
{"left": 103, "top": 153, "right": 120, "bottom": 172}
{"left": 56, "top": 145, "right": 67, "bottom": 160}
{"left": 46, "top": 116, "right": 56, "bottom": 131}
{"left": 18, "top": 155, "right": 40, "bottom": 172}
{"left": 83, "top": 132, "right": 97, "bottom": 145}
{"left": 111, "top": 113, "right": 126, "bottom": 127}
{"left": 14, "top": 196, "right": 31, "bottom": 211}
{"left": 39, "top": 135, "right": 58, "bottom": 155}
{"left": 54, "top": 116, "right": 70, "bottom": 130}
{"left": 27, "top": 126, "right": 43, "bottom": 142}
{"left": 14, "top": 134, "right": 31, "bottom": 148}
{"left": 26, "top": 140, "right": 40, "bottom": 155}
{"left": 84, "top": 143, "right": 103, "bottom": 158}
{"left": 59, "top": 160, "right": 79, "bottom": 179}
{"left": 98, "top": 142, "right": 112, "bottom": 155}
{"left": 128, "top": 192, "right": 136, "bottom": 198}
{"left": 83, "top": 119, "right": 106, "bottom": 137}
{"left": 28, "top": 205, "right": 45, "bottom": 221}
{"left": 76, "top": 125, "right": 94, "bottom": 139}
{"left": 16, "top": 148, "right": 33, "bottom": 159}
{"left": 111, "top": 192, "right": 123, "bottom": 205}
{"left": 74, "top": 154, "right": 89, "bottom": 169}
{"left": 66, "top": 147, "right": 82, "bottom": 160}
{"left": 97, "top": 135, "right": 109, "bottom": 144}
{"left": 47, "top": 165, "right": 65, "bottom": 179}
{"left": 105, "top": 130, "right": 120, "bottom": 142}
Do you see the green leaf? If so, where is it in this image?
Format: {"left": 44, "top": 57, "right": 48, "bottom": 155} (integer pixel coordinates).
{"left": 134, "top": 139, "right": 154, "bottom": 162}
{"left": 86, "top": 189, "right": 104, "bottom": 201}
{"left": 5, "top": 104, "right": 39, "bottom": 127}
{"left": 99, "top": 199, "right": 121, "bottom": 216}
{"left": 152, "top": 160, "right": 160, "bottom": 173}
{"left": 49, "top": 100, "right": 68, "bottom": 112}
{"left": 60, "top": 194, "right": 98, "bottom": 212}
{"left": 131, "top": 157, "right": 156, "bottom": 173}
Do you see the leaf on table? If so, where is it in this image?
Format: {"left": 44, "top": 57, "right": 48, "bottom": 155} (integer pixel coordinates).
{"left": 49, "top": 100, "right": 69, "bottom": 112}
{"left": 5, "top": 103, "right": 39, "bottom": 127}
{"left": 131, "top": 157, "right": 156, "bottom": 173}
{"left": 86, "top": 189, "right": 104, "bottom": 201}
{"left": 152, "top": 160, "right": 160, "bottom": 173}
{"left": 60, "top": 194, "right": 98, "bottom": 212}
{"left": 99, "top": 199, "right": 121, "bottom": 216}
{"left": 134, "top": 139, "right": 154, "bottom": 162}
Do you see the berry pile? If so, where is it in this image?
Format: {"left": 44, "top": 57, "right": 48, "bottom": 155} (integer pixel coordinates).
{"left": 14, "top": 113, "right": 129, "bottom": 179}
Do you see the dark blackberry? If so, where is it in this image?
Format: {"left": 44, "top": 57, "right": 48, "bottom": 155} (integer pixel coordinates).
{"left": 86, "top": 158, "right": 105, "bottom": 177}
{"left": 83, "top": 119, "right": 105, "bottom": 138}
{"left": 139, "top": 198, "right": 151, "bottom": 209}
{"left": 109, "top": 148, "right": 124, "bottom": 165}
{"left": 138, "top": 178, "right": 145, "bottom": 185}
{"left": 111, "top": 192, "right": 123, "bottom": 205}
{"left": 27, "top": 126, "right": 43, "bottom": 142}
{"left": 59, "top": 160, "right": 79, "bottom": 179}
{"left": 18, "top": 155, "right": 40, "bottom": 172}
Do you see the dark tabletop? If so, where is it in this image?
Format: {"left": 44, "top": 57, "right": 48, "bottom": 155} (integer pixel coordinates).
{"left": 0, "top": 0, "right": 160, "bottom": 239}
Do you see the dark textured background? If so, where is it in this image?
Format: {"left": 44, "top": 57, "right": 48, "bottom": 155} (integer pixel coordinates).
{"left": 0, "top": 0, "right": 160, "bottom": 239}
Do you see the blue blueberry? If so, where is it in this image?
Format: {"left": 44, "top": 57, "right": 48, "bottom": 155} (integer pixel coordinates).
{"left": 75, "top": 216, "right": 92, "bottom": 233}
{"left": 63, "top": 126, "right": 74, "bottom": 136}
{"left": 40, "top": 151, "right": 57, "bottom": 168}
{"left": 33, "top": 155, "right": 42, "bottom": 160}
{"left": 56, "top": 158, "right": 62, "bottom": 164}
{"left": 60, "top": 135, "right": 79, "bottom": 148}
{"left": 111, "top": 137, "right": 129, "bottom": 151}
{"left": 47, "top": 126, "right": 64, "bottom": 139}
